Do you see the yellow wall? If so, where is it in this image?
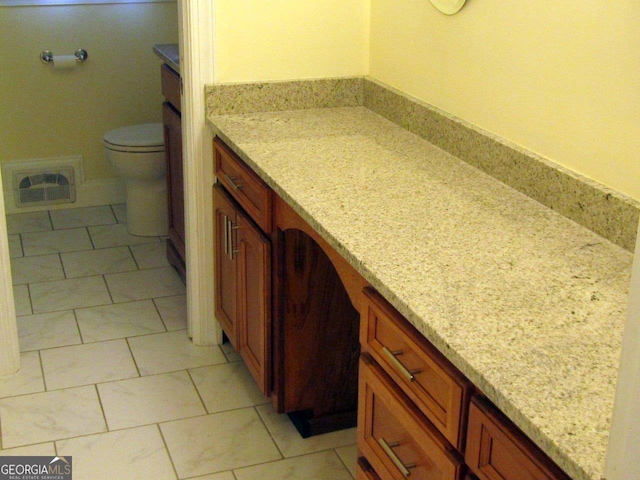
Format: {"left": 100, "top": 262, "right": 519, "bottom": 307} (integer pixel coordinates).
{"left": 213, "top": 0, "right": 639, "bottom": 201}
{"left": 369, "top": 0, "right": 640, "bottom": 201}
{"left": 0, "top": 3, "right": 178, "bottom": 181}
{"left": 213, "top": 0, "right": 369, "bottom": 83}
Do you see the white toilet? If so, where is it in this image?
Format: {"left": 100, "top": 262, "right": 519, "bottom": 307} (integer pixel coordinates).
{"left": 104, "top": 123, "right": 168, "bottom": 236}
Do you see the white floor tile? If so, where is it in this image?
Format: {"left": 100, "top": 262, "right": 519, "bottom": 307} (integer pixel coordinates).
{"left": 153, "top": 295, "right": 187, "bottom": 331}
{"left": 8, "top": 234, "right": 23, "bottom": 259}
{"left": 50, "top": 206, "right": 116, "bottom": 230}
{"left": 98, "top": 371, "right": 205, "bottom": 430}
{"left": 111, "top": 204, "right": 127, "bottom": 224}
{"left": 0, "top": 351, "right": 44, "bottom": 399}
{"left": 11, "top": 254, "right": 64, "bottom": 285}
{"left": 17, "top": 311, "right": 81, "bottom": 352}
{"left": 12, "top": 285, "right": 32, "bottom": 316}
{"left": 255, "top": 404, "right": 357, "bottom": 458}
{"left": 89, "top": 224, "right": 159, "bottom": 249}
{"left": 105, "top": 266, "right": 185, "bottom": 303}
{"left": 190, "top": 362, "right": 269, "bottom": 414}
{"left": 220, "top": 341, "right": 242, "bottom": 363}
{"left": 56, "top": 425, "right": 176, "bottom": 480}
{"left": 41, "top": 340, "right": 138, "bottom": 390}
{"left": 234, "top": 450, "right": 353, "bottom": 480}
{"left": 76, "top": 300, "right": 166, "bottom": 343}
{"left": 0, "top": 443, "right": 56, "bottom": 457}
{"left": 335, "top": 444, "right": 358, "bottom": 478}
{"left": 61, "top": 246, "right": 137, "bottom": 278}
{"left": 6, "top": 211, "right": 52, "bottom": 234}
{"left": 161, "top": 409, "right": 282, "bottom": 478}
{"left": 30, "top": 276, "right": 111, "bottom": 313}
{"left": 128, "top": 330, "right": 226, "bottom": 375}
{"left": 130, "top": 241, "right": 170, "bottom": 269}
{"left": 0, "top": 386, "right": 106, "bottom": 448}
{"left": 21, "top": 228, "right": 92, "bottom": 256}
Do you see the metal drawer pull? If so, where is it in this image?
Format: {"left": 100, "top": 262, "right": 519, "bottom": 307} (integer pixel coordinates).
{"left": 223, "top": 173, "right": 243, "bottom": 191}
{"left": 382, "top": 347, "right": 421, "bottom": 382}
{"left": 226, "top": 217, "right": 234, "bottom": 260}
{"left": 226, "top": 218, "right": 241, "bottom": 260}
{"left": 378, "top": 438, "right": 415, "bottom": 477}
{"left": 223, "top": 215, "right": 230, "bottom": 256}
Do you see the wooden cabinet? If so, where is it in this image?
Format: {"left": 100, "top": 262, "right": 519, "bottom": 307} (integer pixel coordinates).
{"left": 161, "top": 64, "right": 186, "bottom": 280}
{"left": 213, "top": 140, "right": 272, "bottom": 396}
{"left": 359, "top": 353, "right": 464, "bottom": 480}
{"left": 465, "top": 397, "right": 570, "bottom": 480}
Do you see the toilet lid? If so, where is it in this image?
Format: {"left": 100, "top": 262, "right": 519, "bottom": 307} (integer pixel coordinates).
{"left": 103, "top": 123, "right": 164, "bottom": 148}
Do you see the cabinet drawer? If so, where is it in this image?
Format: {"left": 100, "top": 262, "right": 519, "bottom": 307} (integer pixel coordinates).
{"left": 161, "top": 63, "right": 181, "bottom": 112}
{"left": 361, "top": 288, "right": 470, "bottom": 450}
{"left": 358, "top": 355, "right": 464, "bottom": 480}
{"left": 465, "top": 397, "right": 570, "bottom": 480}
{"left": 214, "top": 138, "right": 272, "bottom": 233}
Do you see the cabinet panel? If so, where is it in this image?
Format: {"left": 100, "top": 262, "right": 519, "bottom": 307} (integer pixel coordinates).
{"left": 214, "top": 138, "right": 271, "bottom": 233}
{"left": 236, "top": 210, "right": 271, "bottom": 394}
{"left": 213, "top": 185, "right": 238, "bottom": 344}
{"left": 358, "top": 355, "right": 464, "bottom": 480}
{"left": 361, "top": 288, "right": 470, "bottom": 450}
{"left": 161, "top": 64, "right": 181, "bottom": 112}
{"left": 465, "top": 397, "right": 570, "bottom": 480}
{"left": 163, "top": 102, "right": 186, "bottom": 280}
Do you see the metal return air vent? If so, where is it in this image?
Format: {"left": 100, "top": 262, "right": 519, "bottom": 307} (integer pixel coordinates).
{"left": 14, "top": 169, "right": 76, "bottom": 207}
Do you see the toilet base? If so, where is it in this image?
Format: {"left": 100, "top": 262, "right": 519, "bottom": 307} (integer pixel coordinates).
{"left": 125, "top": 180, "right": 168, "bottom": 237}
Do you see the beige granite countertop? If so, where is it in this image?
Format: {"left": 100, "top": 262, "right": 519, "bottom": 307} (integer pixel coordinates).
{"left": 207, "top": 106, "right": 633, "bottom": 480}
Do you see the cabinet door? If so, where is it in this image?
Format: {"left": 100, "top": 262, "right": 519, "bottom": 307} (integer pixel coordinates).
{"left": 236, "top": 209, "right": 271, "bottom": 395}
{"left": 213, "top": 185, "right": 239, "bottom": 345}
{"left": 163, "top": 102, "right": 186, "bottom": 274}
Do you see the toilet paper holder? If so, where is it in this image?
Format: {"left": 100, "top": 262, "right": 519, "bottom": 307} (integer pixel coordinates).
{"left": 40, "top": 49, "right": 88, "bottom": 64}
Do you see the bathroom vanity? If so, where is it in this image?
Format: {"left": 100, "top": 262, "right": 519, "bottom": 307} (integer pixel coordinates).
{"left": 206, "top": 78, "right": 635, "bottom": 480}
{"left": 155, "top": 44, "right": 186, "bottom": 280}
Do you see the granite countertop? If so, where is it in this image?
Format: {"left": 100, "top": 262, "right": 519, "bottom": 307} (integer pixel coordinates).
{"left": 153, "top": 43, "right": 180, "bottom": 74}
{"left": 207, "top": 106, "right": 633, "bottom": 480}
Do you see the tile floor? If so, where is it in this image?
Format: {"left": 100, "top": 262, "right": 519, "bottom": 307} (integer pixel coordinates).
{"left": 0, "top": 205, "right": 357, "bottom": 480}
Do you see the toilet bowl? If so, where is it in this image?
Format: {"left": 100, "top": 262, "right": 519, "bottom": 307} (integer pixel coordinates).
{"left": 104, "top": 123, "right": 168, "bottom": 237}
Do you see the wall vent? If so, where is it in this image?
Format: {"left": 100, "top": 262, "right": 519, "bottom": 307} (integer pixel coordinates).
{"left": 13, "top": 168, "right": 76, "bottom": 207}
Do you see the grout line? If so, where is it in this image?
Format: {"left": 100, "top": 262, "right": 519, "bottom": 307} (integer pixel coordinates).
{"left": 155, "top": 423, "right": 181, "bottom": 479}
{"left": 125, "top": 337, "right": 143, "bottom": 379}
{"left": 93, "top": 383, "right": 110, "bottom": 432}
{"left": 185, "top": 368, "right": 209, "bottom": 414}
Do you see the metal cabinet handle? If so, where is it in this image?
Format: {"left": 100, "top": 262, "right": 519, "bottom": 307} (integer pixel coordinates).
{"left": 382, "top": 347, "right": 421, "bottom": 382}
{"left": 378, "top": 438, "right": 415, "bottom": 477}
{"left": 223, "top": 214, "right": 230, "bottom": 256}
{"left": 226, "top": 217, "right": 241, "bottom": 260}
{"left": 223, "top": 172, "right": 243, "bottom": 191}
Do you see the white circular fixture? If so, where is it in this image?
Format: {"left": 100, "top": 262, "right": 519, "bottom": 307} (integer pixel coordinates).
{"left": 429, "top": 0, "right": 466, "bottom": 15}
